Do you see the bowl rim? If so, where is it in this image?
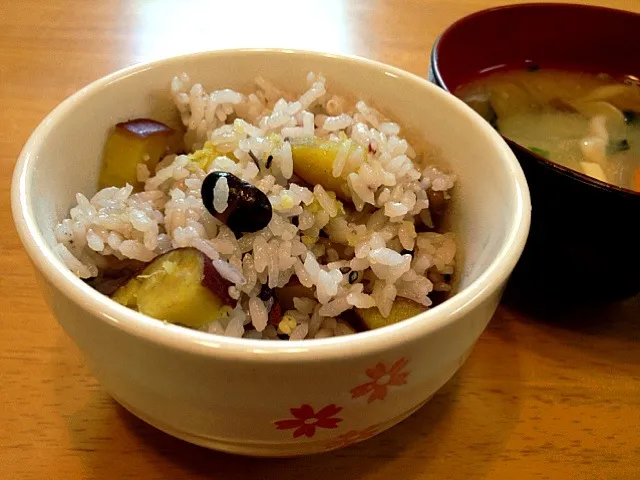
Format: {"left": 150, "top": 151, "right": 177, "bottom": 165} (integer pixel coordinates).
{"left": 11, "top": 48, "right": 531, "bottom": 362}
{"left": 430, "top": 2, "right": 640, "bottom": 199}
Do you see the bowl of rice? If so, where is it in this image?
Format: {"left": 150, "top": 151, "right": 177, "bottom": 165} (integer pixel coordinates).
{"left": 11, "top": 49, "right": 530, "bottom": 456}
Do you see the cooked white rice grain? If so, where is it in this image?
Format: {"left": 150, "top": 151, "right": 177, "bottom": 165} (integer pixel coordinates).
{"left": 289, "top": 323, "right": 309, "bottom": 340}
{"left": 314, "top": 328, "right": 334, "bottom": 339}
{"left": 55, "top": 243, "right": 96, "bottom": 278}
{"left": 224, "top": 316, "right": 245, "bottom": 338}
{"left": 249, "top": 297, "right": 268, "bottom": 332}
{"left": 314, "top": 185, "right": 338, "bottom": 218}
{"left": 347, "top": 292, "right": 376, "bottom": 308}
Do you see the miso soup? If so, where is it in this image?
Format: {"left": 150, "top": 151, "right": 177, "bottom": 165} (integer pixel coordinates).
{"left": 457, "top": 68, "right": 640, "bottom": 192}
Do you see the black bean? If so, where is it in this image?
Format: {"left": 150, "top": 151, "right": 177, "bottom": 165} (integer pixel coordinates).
{"left": 259, "top": 284, "right": 274, "bottom": 301}
{"left": 348, "top": 271, "right": 359, "bottom": 284}
{"left": 201, "top": 171, "right": 272, "bottom": 236}
{"left": 340, "top": 266, "right": 351, "bottom": 274}
{"left": 291, "top": 216, "right": 299, "bottom": 227}
{"left": 266, "top": 155, "right": 273, "bottom": 169}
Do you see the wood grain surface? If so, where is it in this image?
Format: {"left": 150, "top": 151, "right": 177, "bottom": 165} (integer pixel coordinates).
{"left": 1, "top": 1, "right": 639, "bottom": 479}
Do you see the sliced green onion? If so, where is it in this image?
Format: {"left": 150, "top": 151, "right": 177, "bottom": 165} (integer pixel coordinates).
{"left": 528, "top": 147, "right": 550, "bottom": 158}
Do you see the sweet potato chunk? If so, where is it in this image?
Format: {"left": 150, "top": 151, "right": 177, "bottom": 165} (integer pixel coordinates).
{"left": 291, "top": 138, "right": 365, "bottom": 201}
{"left": 111, "top": 248, "right": 234, "bottom": 328}
{"left": 355, "top": 297, "right": 426, "bottom": 330}
{"left": 98, "top": 118, "right": 181, "bottom": 190}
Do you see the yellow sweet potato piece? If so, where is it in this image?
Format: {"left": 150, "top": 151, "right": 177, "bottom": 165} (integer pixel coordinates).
{"left": 356, "top": 297, "right": 427, "bottom": 330}
{"left": 99, "top": 118, "right": 180, "bottom": 190}
{"left": 111, "top": 248, "right": 233, "bottom": 328}
{"left": 291, "top": 138, "right": 364, "bottom": 201}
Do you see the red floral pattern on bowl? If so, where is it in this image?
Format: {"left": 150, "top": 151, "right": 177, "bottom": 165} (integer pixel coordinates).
{"left": 274, "top": 404, "right": 343, "bottom": 438}
{"left": 350, "top": 358, "right": 410, "bottom": 403}
{"left": 324, "top": 424, "right": 381, "bottom": 450}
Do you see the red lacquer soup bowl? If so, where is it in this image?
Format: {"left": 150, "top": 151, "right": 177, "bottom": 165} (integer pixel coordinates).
{"left": 431, "top": 3, "right": 640, "bottom": 301}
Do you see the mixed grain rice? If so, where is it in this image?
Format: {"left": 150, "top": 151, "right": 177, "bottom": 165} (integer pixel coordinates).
{"left": 54, "top": 72, "right": 457, "bottom": 340}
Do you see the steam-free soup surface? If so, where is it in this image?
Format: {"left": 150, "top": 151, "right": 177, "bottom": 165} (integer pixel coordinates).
{"left": 457, "top": 69, "right": 640, "bottom": 192}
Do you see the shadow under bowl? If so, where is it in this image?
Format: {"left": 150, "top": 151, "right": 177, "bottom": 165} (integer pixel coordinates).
{"left": 430, "top": 2, "right": 640, "bottom": 302}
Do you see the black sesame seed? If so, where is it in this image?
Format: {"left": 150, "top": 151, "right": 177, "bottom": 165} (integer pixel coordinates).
{"left": 248, "top": 150, "right": 260, "bottom": 168}
{"left": 348, "top": 271, "right": 359, "bottom": 284}
{"left": 266, "top": 155, "right": 273, "bottom": 169}
{"left": 340, "top": 266, "right": 351, "bottom": 274}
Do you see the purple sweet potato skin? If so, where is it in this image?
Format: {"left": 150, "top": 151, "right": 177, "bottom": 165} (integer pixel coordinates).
{"left": 202, "top": 256, "right": 236, "bottom": 306}
{"left": 117, "top": 118, "right": 174, "bottom": 139}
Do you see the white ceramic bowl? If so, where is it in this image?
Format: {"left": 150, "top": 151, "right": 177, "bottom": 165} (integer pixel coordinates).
{"left": 11, "top": 49, "right": 530, "bottom": 457}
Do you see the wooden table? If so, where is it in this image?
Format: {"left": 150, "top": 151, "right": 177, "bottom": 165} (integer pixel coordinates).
{"left": 1, "top": 0, "right": 639, "bottom": 478}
